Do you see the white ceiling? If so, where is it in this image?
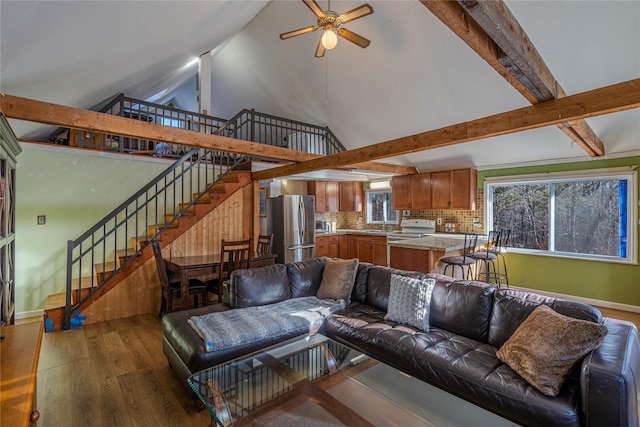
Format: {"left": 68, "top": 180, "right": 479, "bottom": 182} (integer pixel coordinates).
{"left": 1, "top": 1, "right": 639, "bottom": 173}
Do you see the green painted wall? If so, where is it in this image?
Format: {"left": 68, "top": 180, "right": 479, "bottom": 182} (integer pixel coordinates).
{"left": 478, "top": 156, "right": 640, "bottom": 306}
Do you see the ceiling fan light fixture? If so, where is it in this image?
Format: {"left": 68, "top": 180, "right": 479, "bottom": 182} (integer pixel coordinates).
{"left": 321, "top": 29, "right": 338, "bottom": 49}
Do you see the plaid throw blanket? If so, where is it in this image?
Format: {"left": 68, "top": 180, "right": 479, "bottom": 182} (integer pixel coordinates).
{"left": 188, "top": 296, "right": 346, "bottom": 352}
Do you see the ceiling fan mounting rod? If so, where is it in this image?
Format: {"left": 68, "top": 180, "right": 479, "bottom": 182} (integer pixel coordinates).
{"left": 319, "top": 11, "right": 340, "bottom": 29}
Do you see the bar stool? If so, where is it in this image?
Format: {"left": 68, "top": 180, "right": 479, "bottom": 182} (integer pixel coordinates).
{"left": 495, "top": 229, "right": 510, "bottom": 287}
{"left": 441, "top": 233, "right": 479, "bottom": 280}
{"left": 470, "top": 230, "right": 501, "bottom": 284}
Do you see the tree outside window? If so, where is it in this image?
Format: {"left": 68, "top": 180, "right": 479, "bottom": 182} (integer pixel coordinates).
{"left": 366, "top": 190, "right": 398, "bottom": 224}
{"left": 487, "top": 169, "right": 635, "bottom": 262}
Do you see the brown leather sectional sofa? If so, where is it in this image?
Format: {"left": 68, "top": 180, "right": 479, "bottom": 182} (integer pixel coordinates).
{"left": 162, "top": 257, "right": 640, "bottom": 427}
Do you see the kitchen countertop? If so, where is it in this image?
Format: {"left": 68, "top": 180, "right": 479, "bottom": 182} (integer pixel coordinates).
{"left": 315, "top": 229, "right": 396, "bottom": 237}
{"left": 388, "top": 234, "right": 486, "bottom": 252}
{"left": 316, "top": 229, "right": 484, "bottom": 252}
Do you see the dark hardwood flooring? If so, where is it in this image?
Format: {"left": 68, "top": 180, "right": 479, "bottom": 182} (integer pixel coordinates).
{"left": 35, "top": 314, "right": 210, "bottom": 427}
{"left": 26, "top": 305, "right": 640, "bottom": 426}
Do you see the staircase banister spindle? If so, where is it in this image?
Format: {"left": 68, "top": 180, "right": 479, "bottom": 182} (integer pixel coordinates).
{"left": 70, "top": 147, "right": 199, "bottom": 246}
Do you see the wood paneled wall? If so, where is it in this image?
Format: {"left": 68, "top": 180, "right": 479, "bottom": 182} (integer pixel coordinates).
{"left": 81, "top": 183, "right": 257, "bottom": 324}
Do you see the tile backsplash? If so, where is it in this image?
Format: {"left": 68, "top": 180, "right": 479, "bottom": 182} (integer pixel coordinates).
{"left": 316, "top": 188, "right": 485, "bottom": 234}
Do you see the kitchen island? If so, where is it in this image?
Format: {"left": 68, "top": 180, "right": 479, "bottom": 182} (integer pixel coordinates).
{"left": 388, "top": 234, "right": 483, "bottom": 276}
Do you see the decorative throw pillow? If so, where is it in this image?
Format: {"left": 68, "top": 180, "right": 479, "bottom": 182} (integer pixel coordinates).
{"left": 316, "top": 258, "right": 359, "bottom": 303}
{"left": 384, "top": 274, "right": 436, "bottom": 331}
{"left": 496, "top": 304, "right": 608, "bottom": 397}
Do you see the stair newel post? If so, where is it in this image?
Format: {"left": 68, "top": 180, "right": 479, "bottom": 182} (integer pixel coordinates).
{"left": 64, "top": 240, "right": 74, "bottom": 330}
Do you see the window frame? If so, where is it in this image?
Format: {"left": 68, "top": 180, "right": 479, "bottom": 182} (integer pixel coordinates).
{"left": 365, "top": 189, "right": 399, "bottom": 225}
{"left": 485, "top": 167, "right": 637, "bottom": 264}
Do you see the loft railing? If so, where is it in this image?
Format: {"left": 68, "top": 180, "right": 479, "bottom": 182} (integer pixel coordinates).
{"left": 69, "top": 94, "right": 346, "bottom": 159}
{"left": 217, "top": 109, "right": 346, "bottom": 156}
{"left": 74, "top": 93, "right": 228, "bottom": 158}
{"left": 64, "top": 147, "right": 245, "bottom": 329}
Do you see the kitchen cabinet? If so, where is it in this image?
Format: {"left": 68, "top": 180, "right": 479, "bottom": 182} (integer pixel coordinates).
{"left": 338, "top": 235, "right": 349, "bottom": 259}
{"left": 307, "top": 181, "right": 339, "bottom": 213}
{"left": 391, "top": 175, "right": 411, "bottom": 209}
{"left": 347, "top": 235, "right": 358, "bottom": 259}
{"left": 354, "top": 235, "right": 387, "bottom": 266}
{"left": 316, "top": 235, "right": 330, "bottom": 257}
{"left": 389, "top": 246, "right": 446, "bottom": 274}
{"left": 431, "top": 168, "right": 477, "bottom": 210}
{"left": 391, "top": 173, "right": 431, "bottom": 210}
{"left": 316, "top": 235, "right": 343, "bottom": 258}
{"left": 339, "top": 181, "right": 363, "bottom": 212}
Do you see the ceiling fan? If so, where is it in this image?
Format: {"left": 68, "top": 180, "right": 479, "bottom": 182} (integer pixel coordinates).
{"left": 280, "top": 0, "right": 374, "bottom": 58}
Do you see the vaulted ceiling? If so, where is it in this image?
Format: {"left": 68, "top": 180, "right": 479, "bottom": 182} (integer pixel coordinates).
{"left": 1, "top": 1, "right": 639, "bottom": 173}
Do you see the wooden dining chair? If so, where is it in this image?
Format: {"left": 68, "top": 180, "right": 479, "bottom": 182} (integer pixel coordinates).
{"left": 257, "top": 234, "right": 274, "bottom": 255}
{"left": 151, "top": 240, "right": 208, "bottom": 317}
{"left": 215, "top": 238, "right": 253, "bottom": 301}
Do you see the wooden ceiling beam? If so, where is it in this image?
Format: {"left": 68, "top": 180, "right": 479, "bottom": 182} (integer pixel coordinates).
{"left": 420, "top": 0, "right": 605, "bottom": 157}
{"left": 0, "top": 94, "right": 415, "bottom": 176}
{"left": 252, "top": 78, "right": 639, "bottom": 180}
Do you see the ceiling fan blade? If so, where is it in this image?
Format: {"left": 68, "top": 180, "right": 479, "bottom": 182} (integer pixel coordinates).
{"left": 337, "top": 28, "right": 371, "bottom": 48}
{"left": 280, "top": 25, "right": 319, "bottom": 40}
{"left": 303, "top": 0, "right": 326, "bottom": 19}
{"left": 314, "top": 35, "right": 326, "bottom": 58}
{"left": 338, "top": 4, "right": 374, "bottom": 24}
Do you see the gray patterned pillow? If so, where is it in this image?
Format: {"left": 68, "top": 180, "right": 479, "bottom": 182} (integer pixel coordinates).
{"left": 384, "top": 274, "right": 436, "bottom": 331}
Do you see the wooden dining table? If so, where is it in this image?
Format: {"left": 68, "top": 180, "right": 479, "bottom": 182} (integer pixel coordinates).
{"left": 164, "top": 252, "right": 277, "bottom": 308}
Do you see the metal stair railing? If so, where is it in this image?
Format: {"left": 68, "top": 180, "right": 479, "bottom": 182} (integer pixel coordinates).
{"left": 64, "top": 147, "right": 245, "bottom": 329}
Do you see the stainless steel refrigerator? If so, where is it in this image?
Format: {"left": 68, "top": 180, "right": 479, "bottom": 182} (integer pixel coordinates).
{"left": 266, "top": 195, "right": 316, "bottom": 264}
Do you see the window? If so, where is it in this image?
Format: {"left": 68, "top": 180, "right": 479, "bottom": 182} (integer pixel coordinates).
{"left": 366, "top": 190, "right": 398, "bottom": 224}
{"left": 486, "top": 168, "right": 637, "bottom": 263}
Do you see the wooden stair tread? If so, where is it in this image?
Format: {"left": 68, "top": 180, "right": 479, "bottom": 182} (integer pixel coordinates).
{"left": 94, "top": 261, "right": 117, "bottom": 274}
{"left": 44, "top": 293, "right": 66, "bottom": 310}
{"left": 177, "top": 203, "right": 196, "bottom": 213}
{"left": 210, "top": 182, "right": 227, "bottom": 193}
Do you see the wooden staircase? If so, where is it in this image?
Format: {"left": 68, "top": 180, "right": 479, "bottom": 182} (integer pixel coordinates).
{"left": 43, "top": 168, "right": 253, "bottom": 331}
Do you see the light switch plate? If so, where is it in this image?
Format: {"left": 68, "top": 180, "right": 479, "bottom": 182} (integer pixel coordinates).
{"left": 403, "top": 210, "right": 410, "bottom": 216}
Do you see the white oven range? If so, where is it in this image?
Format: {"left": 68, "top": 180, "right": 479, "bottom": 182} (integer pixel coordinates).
{"left": 386, "top": 219, "right": 436, "bottom": 266}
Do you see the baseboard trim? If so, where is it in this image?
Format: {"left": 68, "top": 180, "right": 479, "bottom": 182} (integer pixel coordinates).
{"left": 16, "top": 309, "right": 44, "bottom": 320}
{"left": 511, "top": 285, "right": 640, "bottom": 314}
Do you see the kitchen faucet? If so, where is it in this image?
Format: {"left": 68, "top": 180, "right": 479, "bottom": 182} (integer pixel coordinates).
{"left": 381, "top": 220, "right": 387, "bottom": 232}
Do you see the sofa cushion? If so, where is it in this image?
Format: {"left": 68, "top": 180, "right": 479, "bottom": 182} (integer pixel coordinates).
{"left": 429, "top": 280, "right": 496, "bottom": 343}
{"left": 288, "top": 257, "right": 326, "bottom": 298}
{"left": 365, "top": 266, "right": 426, "bottom": 311}
{"left": 488, "top": 289, "right": 603, "bottom": 348}
{"left": 385, "top": 275, "right": 436, "bottom": 330}
{"left": 497, "top": 304, "right": 608, "bottom": 397}
{"left": 317, "top": 258, "right": 359, "bottom": 302}
{"left": 230, "top": 263, "right": 290, "bottom": 308}
{"left": 351, "top": 262, "right": 373, "bottom": 304}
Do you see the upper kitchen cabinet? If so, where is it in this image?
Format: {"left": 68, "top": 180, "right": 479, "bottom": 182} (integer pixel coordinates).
{"left": 307, "top": 181, "right": 339, "bottom": 213}
{"left": 431, "top": 169, "right": 477, "bottom": 210}
{"left": 391, "top": 173, "right": 431, "bottom": 210}
{"left": 339, "top": 181, "right": 363, "bottom": 212}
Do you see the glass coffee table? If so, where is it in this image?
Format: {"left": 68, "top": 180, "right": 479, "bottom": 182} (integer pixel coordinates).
{"left": 188, "top": 334, "right": 518, "bottom": 426}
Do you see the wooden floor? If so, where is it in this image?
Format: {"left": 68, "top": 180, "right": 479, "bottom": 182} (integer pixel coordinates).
{"left": 35, "top": 314, "right": 210, "bottom": 427}
{"left": 26, "top": 305, "right": 640, "bottom": 427}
